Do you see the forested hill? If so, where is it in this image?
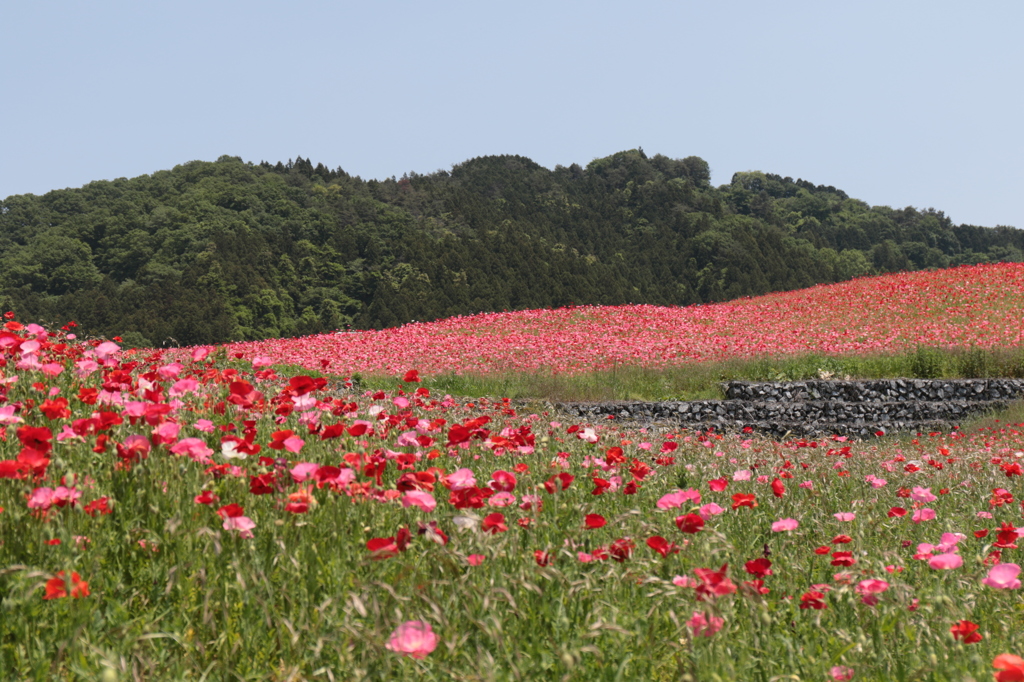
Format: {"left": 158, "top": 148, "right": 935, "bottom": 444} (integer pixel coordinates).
{"left": 1, "top": 150, "right": 1021, "bottom": 347}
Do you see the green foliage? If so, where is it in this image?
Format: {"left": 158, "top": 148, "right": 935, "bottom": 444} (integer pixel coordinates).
{"left": 2, "top": 153, "right": 1023, "bottom": 343}
{"left": 909, "top": 346, "right": 946, "bottom": 379}
{"left": 356, "top": 346, "right": 1024, "bottom": 402}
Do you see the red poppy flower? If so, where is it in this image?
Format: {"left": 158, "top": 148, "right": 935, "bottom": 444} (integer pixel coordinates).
{"left": 743, "top": 579, "right": 770, "bottom": 595}
{"left": 993, "top": 654, "right": 1024, "bottom": 682}
{"left": 604, "top": 447, "right": 626, "bottom": 465}
{"left": 449, "top": 486, "right": 492, "bottom": 509}
{"left": 646, "top": 536, "right": 680, "bottom": 558}
{"left": 227, "top": 380, "right": 262, "bottom": 409}
{"left": 830, "top": 551, "right": 855, "bottom": 567}
{"left": 403, "top": 370, "right": 421, "bottom": 383}
{"left": 629, "top": 460, "right": 652, "bottom": 481}
{"left": 77, "top": 387, "right": 99, "bottom": 405}
{"left": 744, "top": 558, "right": 773, "bottom": 578}
{"left": 770, "top": 478, "right": 785, "bottom": 498}
{"left": 320, "top": 424, "right": 345, "bottom": 440}
{"left": 367, "top": 536, "right": 400, "bottom": 560}
{"left": 544, "top": 473, "right": 574, "bottom": 494}
{"left": 395, "top": 470, "right": 435, "bottom": 492}
{"left": 17, "top": 426, "right": 52, "bottom": 456}
{"left": 482, "top": 513, "right": 508, "bottom": 534}
{"left": 347, "top": 422, "right": 369, "bottom": 437}
{"left": 675, "top": 513, "right": 705, "bottom": 534}
{"left": 489, "top": 470, "right": 517, "bottom": 493}
{"left": 731, "top": 493, "right": 757, "bottom": 509}
{"left": 249, "top": 473, "right": 276, "bottom": 495}
{"left": 694, "top": 565, "right": 737, "bottom": 599}
{"left": 832, "top": 535, "right": 853, "bottom": 544}
{"left": 991, "top": 488, "right": 1014, "bottom": 507}
{"left": 43, "top": 571, "right": 89, "bottom": 600}
{"left": 708, "top": 478, "right": 728, "bottom": 492}
{"left": 1002, "top": 462, "right": 1023, "bottom": 478}
{"left": 84, "top": 496, "right": 112, "bottom": 516}
{"left": 608, "top": 538, "right": 635, "bottom": 563}
{"left": 584, "top": 514, "right": 606, "bottom": 529}
{"left": 888, "top": 507, "right": 907, "bottom": 518}
{"left": 395, "top": 526, "right": 412, "bottom": 551}
{"left": 39, "top": 397, "right": 70, "bottom": 420}
{"left": 950, "top": 620, "right": 983, "bottom": 644}
{"left": 217, "top": 503, "right": 244, "bottom": 519}
{"left": 799, "top": 591, "right": 827, "bottom": 610}
{"left": 994, "top": 522, "right": 1019, "bottom": 549}
{"left": 534, "top": 550, "right": 552, "bottom": 566}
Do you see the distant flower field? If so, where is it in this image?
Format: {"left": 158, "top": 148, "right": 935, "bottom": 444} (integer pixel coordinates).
{"left": 228, "top": 262, "right": 1024, "bottom": 377}
{"left": 2, "top": 263, "right": 1024, "bottom": 679}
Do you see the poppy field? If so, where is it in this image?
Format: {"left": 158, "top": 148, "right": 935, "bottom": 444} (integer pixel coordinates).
{"left": 227, "top": 263, "right": 1024, "bottom": 379}
{"left": 3, "top": 264, "right": 1024, "bottom": 680}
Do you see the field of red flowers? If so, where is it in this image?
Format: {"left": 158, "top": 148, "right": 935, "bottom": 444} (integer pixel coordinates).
{"left": 228, "top": 263, "right": 1024, "bottom": 377}
{"left": 3, "top": 263, "right": 1024, "bottom": 679}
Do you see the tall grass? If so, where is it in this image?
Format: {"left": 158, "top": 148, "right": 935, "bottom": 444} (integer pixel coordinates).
{"left": 350, "top": 345, "right": 1024, "bottom": 402}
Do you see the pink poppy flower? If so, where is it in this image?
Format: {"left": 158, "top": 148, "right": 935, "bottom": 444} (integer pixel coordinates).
{"left": 928, "top": 553, "right": 963, "bottom": 570}
{"left": 983, "top": 563, "right": 1022, "bottom": 589}
{"left": 831, "top": 666, "right": 855, "bottom": 681}
{"left": 672, "top": 574, "right": 699, "bottom": 588}
{"left": 834, "top": 512, "right": 856, "bottom": 522}
{"left": 912, "top": 508, "right": 936, "bottom": 524}
{"left": 385, "top": 620, "right": 439, "bottom": 659}
{"left": 466, "top": 554, "right": 485, "bottom": 566}
{"left": 0, "top": 405, "right": 23, "bottom": 425}
{"left": 856, "top": 579, "right": 889, "bottom": 596}
{"left": 487, "top": 491, "right": 516, "bottom": 507}
{"left": 657, "top": 488, "right": 701, "bottom": 509}
{"left": 157, "top": 362, "right": 184, "bottom": 380}
{"left": 289, "top": 462, "right": 319, "bottom": 483}
{"left": 771, "top": 518, "right": 799, "bottom": 532}
{"left": 698, "top": 503, "right": 725, "bottom": 520}
{"left": 911, "top": 486, "right": 937, "bottom": 503}
{"left": 687, "top": 611, "right": 724, "bottom": 638}
{"left": 27, "top": 487, "right": 54, "bottom": 510}
{"left": 222, "top": 514, "right": 256, "bottom": 538}
{"left": 446, "top": 468, "right": 477, "bottom": 491}
{"left": 94, "top": 341, "right": 120, "bottom": 361}
{"left": 170, "top": 438, "right": 214, "bottom": 464}
{"left": 40, "top": 363, "right": 63, "bottom": 377}
{"left": 402, "top": 490, "right": 437, "bottom": 513}
{"left": 169, "top": 378, "right": 199, "bottom": 397}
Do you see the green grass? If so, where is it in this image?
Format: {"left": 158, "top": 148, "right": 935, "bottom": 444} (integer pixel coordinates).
{"left": 345, "top": 345, "right": 1024, "bottom": 402}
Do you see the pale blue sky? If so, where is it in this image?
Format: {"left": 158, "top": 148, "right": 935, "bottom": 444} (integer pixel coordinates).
{"left": 3, "top": 1, "right": 1021, "bottom": 228}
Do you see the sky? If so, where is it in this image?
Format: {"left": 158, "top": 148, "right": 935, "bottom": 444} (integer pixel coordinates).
{"left": 3, "top": 1, "right": 1022, "bottom": 228}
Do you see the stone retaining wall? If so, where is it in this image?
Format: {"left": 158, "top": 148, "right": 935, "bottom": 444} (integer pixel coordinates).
{"left": 556, "top": 379, "right": 1024, "bottom": 439}
{"left": 723, "top": 379, "right": 1024, "bottom": 403}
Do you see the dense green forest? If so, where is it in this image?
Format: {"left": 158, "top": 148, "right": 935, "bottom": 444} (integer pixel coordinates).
{"left": 1, "top": 150, "right": 1021, "bottom": 347}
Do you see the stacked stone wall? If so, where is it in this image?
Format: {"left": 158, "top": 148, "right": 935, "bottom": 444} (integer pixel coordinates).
{"left": 556, "top": 379, "right": 1024, "bottom": 439}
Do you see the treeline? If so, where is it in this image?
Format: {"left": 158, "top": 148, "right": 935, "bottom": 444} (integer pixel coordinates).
{"left": 1, "top": 150, "right": 1021, "bottom": 347}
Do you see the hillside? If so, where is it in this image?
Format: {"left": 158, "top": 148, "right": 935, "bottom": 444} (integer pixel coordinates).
{"left": 225, "top": 263, "right": 1024, "bottom": 377}
{"left": 2, "top": 151, "right": 1022, "bottom": 346}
